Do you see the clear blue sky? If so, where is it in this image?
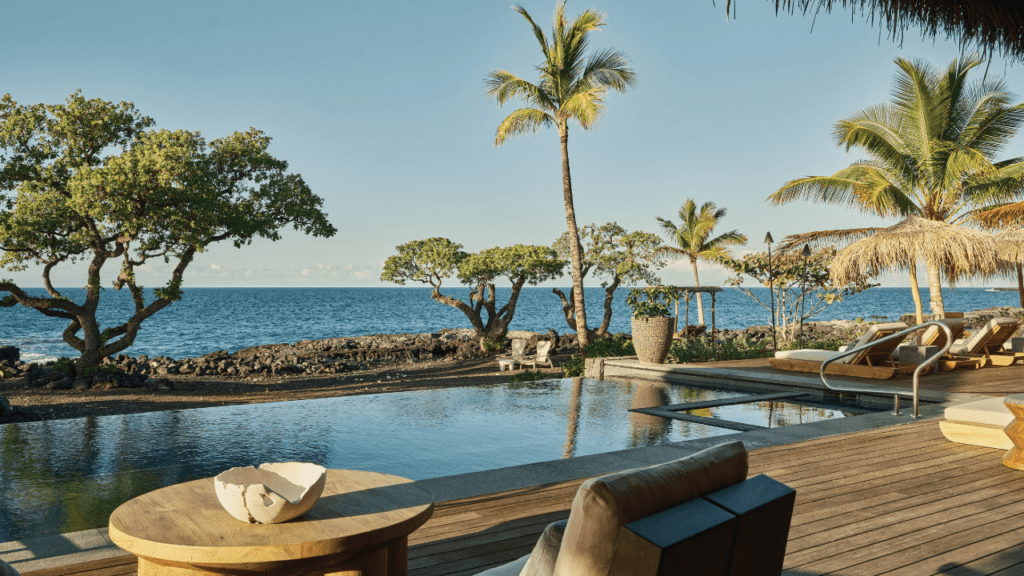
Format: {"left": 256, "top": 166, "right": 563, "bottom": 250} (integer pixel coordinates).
{"left": 2, "top": 0, "right": 1021, "bottom": 288}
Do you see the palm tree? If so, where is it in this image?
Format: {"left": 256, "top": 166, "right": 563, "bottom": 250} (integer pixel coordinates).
{"left": 657, "top": 200, "right": 746, "bottom": 325}
{"left": 486, "top": 1, "right": 636, "bottom": 350}
{"left": 769, "top": 56, "right": 1024, "bottom": 317}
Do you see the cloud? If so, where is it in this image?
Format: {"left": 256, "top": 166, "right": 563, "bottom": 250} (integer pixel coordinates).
{"left": 210, "top": 263, "right": 225, "bottom": 271}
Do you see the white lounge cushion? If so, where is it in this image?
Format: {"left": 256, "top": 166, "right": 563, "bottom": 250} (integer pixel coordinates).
{"left": 944, "top": 397, "right": 1013, "bottom": 427}
{"left": 774, "top": 349, "right": 842, "bottom": 362}
{"left": 951, "top": 317, "right": 1020, "bottom": 354}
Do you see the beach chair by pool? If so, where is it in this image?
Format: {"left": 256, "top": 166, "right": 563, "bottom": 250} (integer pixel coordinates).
{"left": 949, "top": 317, "right": 1024, "bottom": 367}
{"left": 520, "top": 340, "right": 553, "bottom": 370}
{"left": 769, "top": 322, "right": 914, "bottom": 380}
{"left": 497, "top": 338, "right": 528, "bottom": 371}
{"left": 475, "top": 441, "right": 795, "bottom": 576}
{"left": 919, "top": 318, "right": 986, "bottom": 371}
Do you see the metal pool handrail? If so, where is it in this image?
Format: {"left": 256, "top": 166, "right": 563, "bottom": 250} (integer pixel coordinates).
{"left": 818, "top": 320, "right": 952, "bottom": 418}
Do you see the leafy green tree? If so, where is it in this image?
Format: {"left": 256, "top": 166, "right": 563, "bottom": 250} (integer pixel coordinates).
{"left": 718, "top": 248, "right": 877, "bottom": 345}
{"left": 486, "top": 1, "right": 636, "bottom": 352}
{"left": 769, "top": 57, "right": 1024, "bottom": 316}
{"left": 381, "top": 238, "right": 564, "bottom": 339}
{"left": 552, "top": 223, "right": 663, "bottom": 338}
{"left": 0, "top": 92, "right": 336, "bottom": 371}
{"left": 656, "top": 200, "right": 746, "bottom": 325}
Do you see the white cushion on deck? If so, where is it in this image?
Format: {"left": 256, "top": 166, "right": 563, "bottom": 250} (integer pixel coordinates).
{"left": 774, "top": 349, "right": 842, "bottom": 362}
{"left": 944, "top": 397, "right": 1013, "bottom": 427}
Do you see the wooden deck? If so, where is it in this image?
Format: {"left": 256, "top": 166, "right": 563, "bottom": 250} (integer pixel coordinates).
{"left": 22, "top": 419, "right": 1024, "bottom": 576}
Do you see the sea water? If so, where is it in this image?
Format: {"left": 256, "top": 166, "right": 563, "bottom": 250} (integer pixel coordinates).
{"left": 1, "top": 286, "right": 1019, "bottom": 363}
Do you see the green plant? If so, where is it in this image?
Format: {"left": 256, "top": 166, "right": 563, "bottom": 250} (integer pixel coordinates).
{"left": 482, "top": 337, "right": 507, "bottom": 354}
{"left": 509, "top": 370, "right": 548, "bottom": 383}
{"left": 562, "top": 355, "right": 585, "bottom": 377}
{"left": 82, "top": 364, "right": 121, "bottom": 378}
{"left": 668, "top": 337, "right": 770, "bottom": 364}
{"left": 52, "top": 357, "right": 75, "bottom": 376}
{"left": 584, "top": 334, "right": 635, "bottom": 358}
{"left": 625, "top": 287, "right": 677, "bottom": 318}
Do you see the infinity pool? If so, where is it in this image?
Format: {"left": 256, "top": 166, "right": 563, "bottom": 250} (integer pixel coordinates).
{"left": 0, "top": 377, "right": 863, "bottom": 540}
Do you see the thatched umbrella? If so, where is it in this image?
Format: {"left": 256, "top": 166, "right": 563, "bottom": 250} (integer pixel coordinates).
{"left": 993, "top": 228, "right": 1024, "bottom": 307}
{"left": 724, "top": 1, "right": 1024, "bottom": 61}
{"left": 830, "top": 216, "right": 999, "bottom": 323}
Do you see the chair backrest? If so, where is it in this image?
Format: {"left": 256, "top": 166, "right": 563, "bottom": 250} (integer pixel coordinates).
{"left": 920, "top": 318, "right": 966, "bottom": 349}
{"left": 536, "top": 340, "right": 552, "bottom": 360}
{"left": 552, "top": 441, "right": 748, "bottom": 576}
{"left": 511, "top": 338, "right": 527, "bottom": 359}
{"left": 961, "top": 317, "right": 1022, "bottom": 354}
{"left": 841, "top": 322, "right": 908, "bottom": 365}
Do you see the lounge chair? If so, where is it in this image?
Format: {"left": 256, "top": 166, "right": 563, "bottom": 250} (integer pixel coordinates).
{"left": 520, "top": 340, "right": 553, "bottom": 370}
{"left": 498, "top": 338, "right": 527, "bottom": 371}
{"left": 919, "top": 318, "right": 986, "bottom": 371}
{"left": 475, "top": 441, "right": 795, "bottom": 576}
{"left": 769, "top": 322, "right": 914, "bottom": 380}
{"left": 949, "top": 317, "right": 1024, "bottom": 367}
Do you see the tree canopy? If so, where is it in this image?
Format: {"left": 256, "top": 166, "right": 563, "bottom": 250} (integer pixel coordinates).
{"left": 552, "top": 222, "right": 663, "bottom": 338}
{"left": 381, "top": 238, "right": 564, "bottom": 339}
{"left": 0, "top": 91, "right": 336, "bottom": 369}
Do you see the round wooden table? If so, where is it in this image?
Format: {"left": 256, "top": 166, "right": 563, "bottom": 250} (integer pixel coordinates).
{"left": 108, "top": 469, "right": 434, "bottom": 576}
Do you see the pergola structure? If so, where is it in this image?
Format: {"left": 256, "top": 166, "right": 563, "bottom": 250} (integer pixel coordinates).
{"left": 672, "top": 286, "right": 724, "bottom": 344}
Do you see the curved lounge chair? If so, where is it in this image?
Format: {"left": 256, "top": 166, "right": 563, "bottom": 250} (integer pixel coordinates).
{"left": 520, "top": 340, "right": 553, "bottom": 370}
{"left": 950, "top": 317, "right": 1024, "bottom": 367}
{"left": 919, "top": 318, "right": 985, "bottom": 371}
{"left": 769, "top": 322, "right": 913, "bottom": 380}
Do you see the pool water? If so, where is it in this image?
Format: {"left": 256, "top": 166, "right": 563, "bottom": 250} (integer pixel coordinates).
{"left": 0, "top": 378, "right": 860, "bottom": 540}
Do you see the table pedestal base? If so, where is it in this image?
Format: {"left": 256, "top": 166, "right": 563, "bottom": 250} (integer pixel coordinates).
{"left": 137, "top": 537, "right": 408, "bottom": 576}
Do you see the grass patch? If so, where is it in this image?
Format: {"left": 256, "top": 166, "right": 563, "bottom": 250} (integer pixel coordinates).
{"left": 510, "top": 369, "right": 548, "bottom": 383}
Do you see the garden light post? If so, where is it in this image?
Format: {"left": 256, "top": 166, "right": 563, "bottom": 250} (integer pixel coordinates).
{"left": 800, "top": 244, "right": 811, "bottom": 347}
{"left": 765, "top": 232, "right": 776, "bottom": 352}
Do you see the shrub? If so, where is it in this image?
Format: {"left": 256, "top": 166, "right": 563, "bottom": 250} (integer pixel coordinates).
{"left": 585, "top": 334, "right": 635, "bottom": 358}
{"left": 562, "top": 355, "right": 585, "bottom": 377}
{"left": 510, "top": 370, "right": 548, "bottom": 383}
{"left": 52, "top": 357, "right": 75, "bottom": 377}
{"left": 668, "top": 336, "right": 770, "bottom": 364}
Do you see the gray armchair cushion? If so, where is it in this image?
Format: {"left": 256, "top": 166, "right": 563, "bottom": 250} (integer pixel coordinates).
{"left": 552, "top": 441, "right": 749, "bottom": 576}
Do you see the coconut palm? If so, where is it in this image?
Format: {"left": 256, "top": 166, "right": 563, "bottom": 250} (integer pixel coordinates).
{"left": 485, "top": 1, "right": 636, "bottom": 350}
{"left": 656, "top": 200, "right": 746, "bottom": 325}
{"left": 769, "top": 56, "right": 1024, "bottom": 316}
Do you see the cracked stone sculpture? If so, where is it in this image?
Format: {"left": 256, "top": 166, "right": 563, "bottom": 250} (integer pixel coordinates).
{"left": 214, "top": 462, "right": 327, "bottom": 524}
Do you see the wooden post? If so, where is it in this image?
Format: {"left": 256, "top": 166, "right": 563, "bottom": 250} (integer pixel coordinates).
{"left": 711, "top": 291, "right": 717, "bottom": 360}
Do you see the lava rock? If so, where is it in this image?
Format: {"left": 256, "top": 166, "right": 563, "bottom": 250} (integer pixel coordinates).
{"left": 72, "top": 378, "right": 90, "bottom": 390}
{"left": 47, "top": 377, "right": 74, "bottom": 390}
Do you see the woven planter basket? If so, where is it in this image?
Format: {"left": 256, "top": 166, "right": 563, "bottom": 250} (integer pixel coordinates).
{"left": 631, "top": 316, "right": 675, "bottom": 364}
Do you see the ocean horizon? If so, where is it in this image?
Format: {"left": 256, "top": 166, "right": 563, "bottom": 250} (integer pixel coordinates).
{"left": 2, "top": 286, "right": 1021, "bottom": 364}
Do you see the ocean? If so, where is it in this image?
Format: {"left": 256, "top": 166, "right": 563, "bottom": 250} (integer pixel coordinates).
{"left": 1, "top": 286, "right": 1020, "bottom": 364}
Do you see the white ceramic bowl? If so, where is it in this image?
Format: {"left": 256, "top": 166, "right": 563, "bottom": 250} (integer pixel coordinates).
{"left": 214, "top": 462, "right": 327, "bottom": 524}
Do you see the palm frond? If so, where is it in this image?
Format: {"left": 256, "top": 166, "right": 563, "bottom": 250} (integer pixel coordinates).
{"left": 560, "top": 88, "right": 605, "bottom": 130}
{"left": 512, "top": 5, "right": 550, "bottom": 62}
{"left": 578, "top": 48, "right": 636, "bottom": 94}
{"left": 484, "top": 71, "right": 552, "bottom": 110}
{"left": 778, "top": 228, "right": 882, "bottom": 252}
{"left": 494, "top": 108, "right": 554, "bottom": 146}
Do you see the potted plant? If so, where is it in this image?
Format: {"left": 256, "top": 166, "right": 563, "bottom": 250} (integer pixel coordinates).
{"left": 626, "top": 287, "right": 678, "bottom": 364}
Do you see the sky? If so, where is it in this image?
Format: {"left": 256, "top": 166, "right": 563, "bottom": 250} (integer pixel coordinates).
{"left": 1, "top": 0, "right": 1022, "bottom": 289}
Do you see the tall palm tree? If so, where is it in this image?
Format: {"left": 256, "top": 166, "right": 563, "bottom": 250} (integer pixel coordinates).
{"left": 486, "top": 1, "right": 636, "bottom": 350}
{"left": 769, "top": 56, "right": 1024, "bottom": 316}
{"left": 657, "top": 200, "right": 746, "bottom": 325}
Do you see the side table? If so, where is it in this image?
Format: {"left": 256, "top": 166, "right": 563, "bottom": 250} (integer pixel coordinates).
{"left": 109, "top": 469, "right": 433, "bottom": 576}
{"left": 1002, "top": 395, "right": 1024, "bottom": 471}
